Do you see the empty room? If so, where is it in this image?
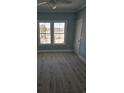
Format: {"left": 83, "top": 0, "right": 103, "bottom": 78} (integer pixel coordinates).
{"left": 37, "top": 0, "right": 86, "bottom": 93}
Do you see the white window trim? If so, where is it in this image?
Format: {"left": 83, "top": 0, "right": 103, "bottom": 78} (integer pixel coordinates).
{"left": 38, "top": 20, "right": 68, "bottom": 46}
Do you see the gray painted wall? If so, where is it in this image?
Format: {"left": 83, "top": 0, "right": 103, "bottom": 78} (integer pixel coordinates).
{"left": 37, "top": 12, "right": 76, "bottom": 50}
{"left": 74, "top": 8, "right": 86, "bottom": 59}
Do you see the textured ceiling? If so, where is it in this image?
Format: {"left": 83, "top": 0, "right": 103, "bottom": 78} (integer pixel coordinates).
{"left": 37, "top": 0, "right": 86, "bottom": 12}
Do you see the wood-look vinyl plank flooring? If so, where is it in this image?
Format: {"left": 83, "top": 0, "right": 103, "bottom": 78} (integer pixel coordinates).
{"left": 37, "top": 52, "right": 86, "bottom": 93}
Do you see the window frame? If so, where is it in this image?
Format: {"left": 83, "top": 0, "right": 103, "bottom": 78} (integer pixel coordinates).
{"left": 39, "top": 22, "right": 51, "bottom": 44}
{"left": 38, "top": 20, "right": 67, "bottom": 46}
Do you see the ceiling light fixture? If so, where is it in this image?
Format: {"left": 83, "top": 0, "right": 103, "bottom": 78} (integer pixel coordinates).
{"left": 49, "top": 0, "right": 56, "bottom": 9}
{"left": 38, "top": 0, "right": 72, "bottom": 10}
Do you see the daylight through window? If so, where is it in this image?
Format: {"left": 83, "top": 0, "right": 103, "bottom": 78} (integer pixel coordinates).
{"left": 39, "top": 23, "right": 51, "bottom": 44}
{"left": 39, "top": 22, "right": 65, "bottom": 44}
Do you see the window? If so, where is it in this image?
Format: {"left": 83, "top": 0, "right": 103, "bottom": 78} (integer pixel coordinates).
{"left": 39, "top": 21, "right": 66, "bottom": 45}
{"left": 54, "top": 23, "right": 65, "bottom": 44}
{"left": 39, "top": 23, "right": 51, "bottom": 44}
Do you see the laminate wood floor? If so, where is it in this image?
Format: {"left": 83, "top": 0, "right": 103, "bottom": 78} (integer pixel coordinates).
{"left": 37, "top": 52, "right": 86, "bottom": 93}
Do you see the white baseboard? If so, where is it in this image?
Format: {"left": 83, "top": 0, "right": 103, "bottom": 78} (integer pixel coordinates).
{"left": 74, "top": 51, "right": 86, "bottom": 63}
{"left": 79, "top": 55, "right": 86, "bottom": 63}
{"left": 37, "top": 50, "right": 74, "bottom": 53}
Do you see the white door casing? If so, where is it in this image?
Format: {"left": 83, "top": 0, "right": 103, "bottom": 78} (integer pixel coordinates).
{"left": 75, "top": 18, "right": 83, "bottom": 54}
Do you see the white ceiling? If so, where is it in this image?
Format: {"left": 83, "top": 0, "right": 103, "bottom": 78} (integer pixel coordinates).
{"left": 37, "top": 0, "right": 86, "bottom": 12}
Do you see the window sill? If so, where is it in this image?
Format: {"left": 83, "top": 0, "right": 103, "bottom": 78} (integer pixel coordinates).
{"left": 39, "top": 44, "right": 66, "bottom": 46}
